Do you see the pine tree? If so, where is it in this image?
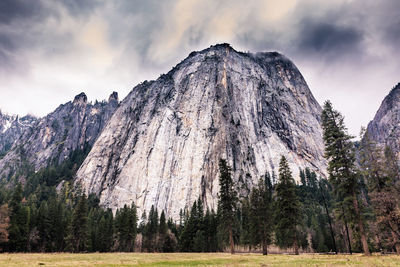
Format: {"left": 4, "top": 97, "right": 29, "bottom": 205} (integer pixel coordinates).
{"left": 138, "top": 210, "right": 147, "bottom": 252}
{"left": 318, "top": 178, "right": 337, "bottom": 254}
{"left": 67, "top": 193, "right": 88, "bottom": 252}
{"left": 144, "top": 205, "right": 159, "bottom": 252}
{"left": 321, "top": 101, "right": 370, "bottom": 255}
{"left": 37, "top": 201, "right": 51, "bottom": 251}
{"left": 298, "top": 170, "right": 336, "bottom": 253}
{"left": 8, "top": 183, "right": 30, "bottom": 252}
{"left": 360, "top": 130, "right": 400, "bottom": 254}
{"left": 158, "top": 210, "right": 167, "bottom": 251}
{"left": 179, "top": 202, "right": 197, "bottom": 252}
{"left": 217, "top": 159, "right": 237, "bottom": 254}
{"left": 239, "top": 197, "right": 252, "bottom": 250}
{"left": 115, "top": 203, "right": 137, "bottom": 252}
{"left": 159, "top": 211, "right": 167, "bottom": 235}
{"left": 87, "top": 208, "right": 98, "bottom": 252}
{"left": 275, "top": 156, "right": 301, "bottom": 255}
{"left": 127, "top": 203, "right": 138, "bottom": 251}
{"left": 48, "top": 198, "right": 67, "bottom": 251}
{"left": 139, "top": 210, "right": 147, "bottom": 233}
{"left": 249, "top": 172, "right": 274, "bottom": 255}
{"left": 99, "top": 209, "right": 114, "bottom": 252}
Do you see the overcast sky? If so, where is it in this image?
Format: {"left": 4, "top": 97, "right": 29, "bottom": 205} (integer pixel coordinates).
{"left": 0, "top": 0, "right": 399, "bottom": 136}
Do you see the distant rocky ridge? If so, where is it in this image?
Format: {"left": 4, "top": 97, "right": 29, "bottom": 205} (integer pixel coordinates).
{"left": 75, "top": 43, "right": 327, "bottom": 219}
{"left": 0, "top": 112, "right": 37, "bottom": 156}
{"left": 0, "top": 92, "right": 119, "bottom": 181}
{"left": 367, "top": 82, "right": 400, "bottom": 157}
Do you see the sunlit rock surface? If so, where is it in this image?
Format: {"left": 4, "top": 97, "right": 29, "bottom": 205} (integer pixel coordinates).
{"left": 76, "top": 44, "right": 326, "bottom": 219}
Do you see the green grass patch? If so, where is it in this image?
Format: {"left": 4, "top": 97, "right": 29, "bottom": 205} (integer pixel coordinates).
{"left": 0, "top": 253, "right": 399, "bottom": 267}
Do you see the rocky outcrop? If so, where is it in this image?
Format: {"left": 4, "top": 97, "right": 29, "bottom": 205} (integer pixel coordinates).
{"left": 75, "top": 44, "right": 326, "bottom": 219}
{"left": 367, "top": 82, "right": 400, "bottom": 157}
{"left": 0, "top": 111, "right": 37, "bottom": 156}
{"left": 0, "top": 92, "right": 119, "bottom": 181}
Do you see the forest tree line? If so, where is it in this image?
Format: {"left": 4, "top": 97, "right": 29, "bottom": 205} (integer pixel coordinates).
{"left": 0, "top": 101, "right": 400, "bottom": 254}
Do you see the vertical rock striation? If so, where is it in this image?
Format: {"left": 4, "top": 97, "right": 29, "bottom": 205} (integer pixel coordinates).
{"left": 76, "top": 44, "right": 326, "bottom": 219}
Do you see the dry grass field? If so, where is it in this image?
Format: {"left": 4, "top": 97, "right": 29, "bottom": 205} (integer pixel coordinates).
{"left": 0, "top": 253, "right": 399, "bottom": 267}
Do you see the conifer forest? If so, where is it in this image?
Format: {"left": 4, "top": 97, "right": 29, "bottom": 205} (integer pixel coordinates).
{"left": 1, "top": 101, "right": 399, "bottom": 256}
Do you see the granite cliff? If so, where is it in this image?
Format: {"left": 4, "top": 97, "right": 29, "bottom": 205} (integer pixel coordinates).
{"left": 0, "top": 112, "right": 37, "bottom": 157}
{"left": 367, "top": 82, "right": 400, "bottom": 157}
{"left": 75, "top": 44, "right": 326, "bottom": 219}
{"left": 0, "top": 92, "right": 119, "bottom": 181}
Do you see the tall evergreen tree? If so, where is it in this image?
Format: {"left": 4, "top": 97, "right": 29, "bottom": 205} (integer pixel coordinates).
{"left": 217, "top": 159, "right": 237, "bottom": 254}
{"left": 275, "top": 156, "right": 301, "bottom": 255}
{"left": 360, "top": 130, "right": 400, "bottom": 254}
{"left": 37, "top": 201, "right": 51, "bottom": 251}
{"left": 8, "top": 183, "right": 30, "bottom": 252}
{"left": 180, "top": 201, "right": 198, "bottom": 252}
{"left": 159, "top": 211, "right": 167, "bottom": 236}
{"left": 158, "top": 210, "right": 168, "bottom": 251}
{"left": 67, "top": 193, "right": 88, "bottom": 252}
{"left": 239, "top": 197, "right": 252, "bottom": 250}
{"left": 321, "top": 100, "right": 370, "bottom": 255}
{"left": 98, "top": 209, "right": 114, "bottom": 252}
{"left": 48, "top": 198, "right": 67, "bottom": 251}
{"left": 144, "top": 205, "right": 159, "bottom": 252}
{"left": 318, "top": 178, "right": 337, "bottom": 254}
{"left": 115, "top": 203, "right": 137, "bottom": 251}
{"left": 249, "top": 172, "right": 274, "bottom": 255}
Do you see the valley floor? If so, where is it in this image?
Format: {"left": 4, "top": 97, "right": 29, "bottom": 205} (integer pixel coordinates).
{"left": 0, "top": 253, "right": 399, "bottom": 266}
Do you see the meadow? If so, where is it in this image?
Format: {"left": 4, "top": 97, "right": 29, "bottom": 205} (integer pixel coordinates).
{"left": 0, "top": 253, "right": 399, "bottom": 267}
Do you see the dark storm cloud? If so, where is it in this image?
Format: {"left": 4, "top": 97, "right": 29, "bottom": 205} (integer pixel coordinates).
{"left": 0, "top": 32, "right": 16, "bottom": 70}
{"left": 297, "top": 21, "right": 363, "bottom": 59}
{"left": 0, "top": 0, "right": 46, "bottom": 24}
{"left": 0, "top": 33, "right": 14, "bottom": 51}
{"left": 0, "top": 28, "right": 27, "bottom": 73}
{"left": 234, "top": 2, "right": 366, "bottom": 63}
{"left": 385, "top": 19, "right": 400, "bottom": 43}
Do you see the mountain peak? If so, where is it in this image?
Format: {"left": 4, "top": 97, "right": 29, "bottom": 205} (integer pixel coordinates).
{"left": 388, "top": 82, "right": 400, "bottom": 96}
{"left": 76, "top": 44, "right": 325, "bottom": 218}
{"left": 208, "top": 42, "right": 233, "bottom": 51}
{"left": 108, "top": 91, "right": 119, "bottom": 102}
{"left": 367, "top": 82, "right": 400, "bottom": 147}
{"left": 186, "top": 43, "right": 233, "bottom": 59}
{"left": 376, "top": 82, "right": 400, "bottom": 113}
{"left": 73, "top": 92, "right": 87, "bottom": 104}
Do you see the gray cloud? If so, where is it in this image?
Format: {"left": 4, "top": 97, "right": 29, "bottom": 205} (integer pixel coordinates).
{"left": 59, "top": 0, "right": 100, "bottom": 16}
{"left": 385, "top": 19, "right": 400, "bottom": 44}
{"left": 0, "top": 0, "right": 46, "bottom": 24}
{"left": 297, "top": 21, "right": 363, "bottom": 60}
{"left": 0, "top": 0, "right": 399, "bottom": 136}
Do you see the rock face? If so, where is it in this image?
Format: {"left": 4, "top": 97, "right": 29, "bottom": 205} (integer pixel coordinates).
{"left": 76, "top": 44, "right": 326, "bottom": 219}
{"left": 367, "top": 82, "right": 400, "bottom": 156}
{"left": 0, "top": 112, "right": 37, "bottom": 156}
{"left": 0, "top": 92, "right": 119, "bottom": 181}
